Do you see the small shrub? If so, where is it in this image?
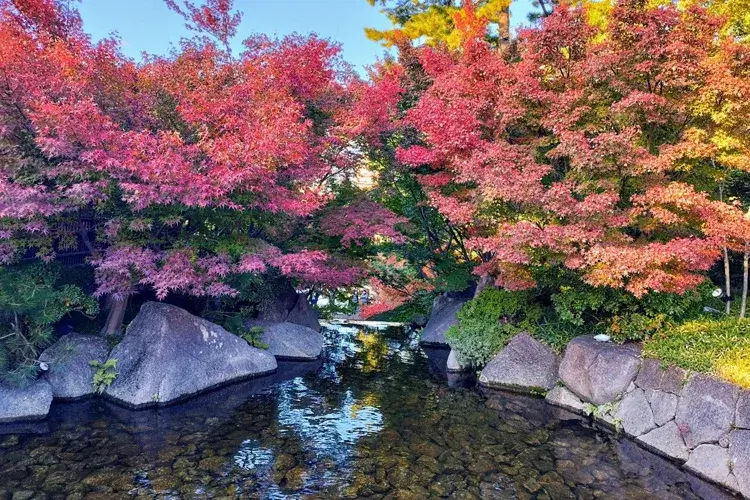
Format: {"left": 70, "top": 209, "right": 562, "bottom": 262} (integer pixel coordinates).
{"left": 90, "top": 359, "right": 118, "bottom": 394}
{"left": 240, "top": 326, "right": 269, "bottom": 349}
{"left": 446, "top": 289, "right": 541, "bottom": 368}
{"left": 0, "top": 263, "right": 99, "bottom": 386}
{"left": 549, "top": 278, "right": 711, "bottom": 342}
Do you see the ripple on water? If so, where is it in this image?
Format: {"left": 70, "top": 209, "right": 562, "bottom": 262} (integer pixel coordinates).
{"left": 0, "top": 323, "right": 736, "bottom": 499}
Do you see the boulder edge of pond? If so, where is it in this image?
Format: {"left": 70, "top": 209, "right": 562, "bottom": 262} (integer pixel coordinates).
{"left": 258, "top": 322, "right": 324, "bottom": 360}
{"left": 0, "top": 379, "right": 53, "bottom": 423}
{"left": 419, "top": 292, "right": 469, "bottom": 346}
{"left": 446, "top": 348, "right": 470, "bottom": 373}
{"left": 39, "top": 333, "right": 109, "bottom": 399}
{"left": 479, "top": 333, "right": 559, "bottom": 393}
{"left": 533, "top": 336, "right": 750, "bottom": 498}
{"left": 104, "top": 302, "right": 277, "bottom": 408}
{"left": 558, "top": 335, "right": 642, "bottom": 405}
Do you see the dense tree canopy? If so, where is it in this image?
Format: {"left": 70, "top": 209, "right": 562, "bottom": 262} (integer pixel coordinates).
{"left": 2, "top": 0, "right": 750, "bottom": 339}
{"left": 0, "top": 0, "right": 406, "bottom": 305}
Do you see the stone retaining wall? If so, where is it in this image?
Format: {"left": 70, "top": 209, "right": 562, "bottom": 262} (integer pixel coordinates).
{"left": 480, "top": 334, "right": 750, "bottom": 499}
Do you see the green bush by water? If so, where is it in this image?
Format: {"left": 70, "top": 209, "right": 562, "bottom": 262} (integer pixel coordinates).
{"left": 446, "top": 288, "right": 541, "bottom": 368}
{"left": 0, "top": 263, "right": 99, "bottom": 386}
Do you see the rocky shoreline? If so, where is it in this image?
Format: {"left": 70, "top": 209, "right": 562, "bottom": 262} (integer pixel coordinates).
{"left": 0, "top": 295, "right": 324, "bottom": 421}
{"left": 420, "top": 291, "right": 750, "bottom": 498}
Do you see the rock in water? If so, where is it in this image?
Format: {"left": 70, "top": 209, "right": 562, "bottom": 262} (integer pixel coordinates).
{"left": 39, "top": 333, "right": 109, "bottom": 399}
{"left": 479, "top": 333, "right": 560, "bottom": 393}
{"left": 105, "top": 302, "right": 277, "bottom": 407}
{"left": 419, "top": 294, "right": 467, "bottom": 346}
{"left": 259, "top": 322, "right": 324, "bottom": 360}
{"left": 0, "top": 379, "right": 53, "bottom": 423}
{"left": 558, "top": 335, "right": 641, "bottom": 405}
{"left": 446, "top": 349, "right": 469, "bottom": 373}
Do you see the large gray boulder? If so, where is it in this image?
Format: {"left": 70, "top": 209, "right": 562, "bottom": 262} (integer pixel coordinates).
{"left": 545, "top": 385, "right": 586, "bottom": 413}
{"left": 419, "top": 294, "right": 467, "bottom": 346}
{"left": 635, "top": 358, "right": 687, "bottom": 395}
{"left": 675, "top": 373, "right": 738, "bottom": 449}
{"left": 39, "top": 333, "right": 109, "bottom": 399}
{"left": 0, "top": 379, "right": 53, "bottom": 423}
{"left": 558, "top": 336, "right": 642, "bottom": 405}
{"left": 446, "top": 349, "right": 469, "bottom": 373}
{"left": 479, "top": 333, "right": 559, "bottom": 393}
{"left": 736, "top": 390, "right": 750, "bottom": 430}
{"left": 259, "top": 322, "right": 324, "bottom": 360}
{"left": 646, "top": 389, "right": 679, "bottom": 427}
{"left": 105, "top": 302, "right": 277, "bottom": 408}
{"left": 286, "top": 294, "right": 321, "bottom": 332}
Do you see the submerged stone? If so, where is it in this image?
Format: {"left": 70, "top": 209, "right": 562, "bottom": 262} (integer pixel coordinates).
{"left": 0, "top": 380, "right": 53, "bottom": 423}
{"left": 105, "top": 302, "right": 277, "bottom": 407}
{"left": 479, "top": 334, "right": 559, "bottom": 394}
{"left": 558, "top": 336, "right": 641, "bottom": 405}
{"left": 39, "top": 333, "right": 109, "bottom": 399}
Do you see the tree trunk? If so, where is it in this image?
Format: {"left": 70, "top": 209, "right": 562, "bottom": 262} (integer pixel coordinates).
{"left": 719, "top": 182, "right": 732, "bottom": 314}
{"left": 724, "top": 246, "right": 732, "bottom": 315}
{"left": 101, "top": 295, "right": 128, "bottom": 337}
{"left": 741, "top": 249, "right": 748, "bottom": 319}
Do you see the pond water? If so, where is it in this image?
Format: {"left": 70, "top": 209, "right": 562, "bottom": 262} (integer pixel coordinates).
{"left": 0, "top": 324, "right": 735, "bottom": 499}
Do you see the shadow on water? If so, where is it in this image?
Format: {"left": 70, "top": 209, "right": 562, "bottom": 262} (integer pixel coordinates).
{"left": 0, "top": 323, "right": 736, "bottom": 499}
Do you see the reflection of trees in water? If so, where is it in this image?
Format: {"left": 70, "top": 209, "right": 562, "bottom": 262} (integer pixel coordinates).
{"left": 277, "top": 379, "right": 384, "bottom": 456}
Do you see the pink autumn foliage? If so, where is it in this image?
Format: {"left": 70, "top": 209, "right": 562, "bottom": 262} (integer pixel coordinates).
{"left": 320, "top": 200, "right": 407, "bottom": 247}
{"left": 394, "top": 1, "right": 750, "bottom": 297}
{"left": 0, "top": 0, "right": 403, "bottom": 299}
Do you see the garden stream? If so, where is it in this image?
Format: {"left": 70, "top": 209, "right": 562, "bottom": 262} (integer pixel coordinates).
{"left": 0, "top": 324, "right": 735, "bottom": 499}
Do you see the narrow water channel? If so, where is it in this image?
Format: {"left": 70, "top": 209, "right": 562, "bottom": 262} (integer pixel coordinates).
{"left": 0, "top": 324, "right": 734, "bottom": 499}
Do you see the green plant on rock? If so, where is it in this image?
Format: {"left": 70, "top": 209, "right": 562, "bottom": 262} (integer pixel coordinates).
{"left": 90, "top": 358, "right": 118, "bottom": 394}
{"left": 0, "top": 263, "right": 99, "bottom": 386}
{"left": 445, "top": 288, "right": 542, "bottom": 368}
{"left": 240, "top": 326, "right": 269, "bottom": 350}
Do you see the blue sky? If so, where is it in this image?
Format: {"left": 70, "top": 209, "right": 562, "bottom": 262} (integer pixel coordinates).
{"left": 77, "top": 1, "right": 536, "bottom": 72}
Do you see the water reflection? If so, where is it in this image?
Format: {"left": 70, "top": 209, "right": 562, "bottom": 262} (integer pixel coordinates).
{"left": 0, "top": 322, "right": 736, "bottom": 499}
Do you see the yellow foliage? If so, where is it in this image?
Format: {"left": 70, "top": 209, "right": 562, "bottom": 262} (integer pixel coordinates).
{"left": 366, "top": 0, "right": 510, "bottom": 49}
{"left": 715, "top": 347, "right": 750, "bottom": 389}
